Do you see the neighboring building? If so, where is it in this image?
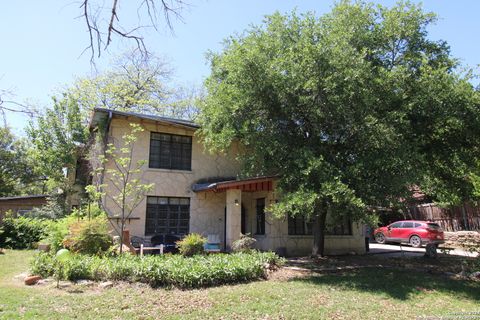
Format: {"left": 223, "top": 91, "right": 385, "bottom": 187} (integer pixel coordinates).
{"left": 0, "top": 195, "right": 48, "bottom": 223}
{"left": 89, "top": 108, "right": 365, "bottom": 256}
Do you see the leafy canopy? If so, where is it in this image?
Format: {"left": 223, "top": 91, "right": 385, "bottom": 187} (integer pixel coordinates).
{"left": 0, "top": 127, "right": 43, "bottom": 196}
{"left": 69, "top": 50, "right": 199, "bottom": 121}
{"left": 27, "top": 94, "right": 88, "bottom": 186}
{"left": 199, "top": 1, "right": 480, "bottom": 250}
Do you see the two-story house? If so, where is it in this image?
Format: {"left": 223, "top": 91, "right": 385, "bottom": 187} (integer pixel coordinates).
{"left": 89, "top": 108, "right": 366, "bottom": 256}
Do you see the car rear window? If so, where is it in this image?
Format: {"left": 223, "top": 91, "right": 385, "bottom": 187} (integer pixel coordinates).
{"left": 403, "top": 222, "right": 414, "bottom": 228}
{"left": 427, "top": 223, "right": 441, "bottom": 230}
{"left": 390, "top": 222, "right": 403, "bottom": 228}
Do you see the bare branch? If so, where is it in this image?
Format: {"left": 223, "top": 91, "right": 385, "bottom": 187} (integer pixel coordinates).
{"left": 106, "top": 0, "right": 120, "bottom": 48}
{"left": 0, "top": 89, "right": 40, "bottom": 127}
{"left": 79, "top": 0, "right": 102, "bottom": 64}
{"left": 79, "top": 0, "right": 187, "bottom": 62}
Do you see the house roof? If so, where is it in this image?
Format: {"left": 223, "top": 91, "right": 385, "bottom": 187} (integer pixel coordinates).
{"left": 0, "top": 195, "right": 49, "bottom": 201}
{"left": 89, "top": 108, "right": 200, "bottom": 130}
{"left": 192, "top": 176, "right": 277, "bottom": 193}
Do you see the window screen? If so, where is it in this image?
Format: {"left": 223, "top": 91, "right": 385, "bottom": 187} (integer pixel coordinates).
{"left": 145, "top": 196, "right": 190, "bottom": 235}
{"left": 149, "top": 132, "right": 192, "bottom": 170}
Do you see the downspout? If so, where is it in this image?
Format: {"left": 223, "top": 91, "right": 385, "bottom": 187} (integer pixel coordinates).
{"left": 99, "top": 111, "right": 113, "bottom": 207}
{"left": 224, "top": 207, "right": 227, "bottom": 252}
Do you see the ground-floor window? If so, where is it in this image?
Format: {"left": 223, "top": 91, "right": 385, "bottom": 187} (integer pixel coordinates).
{"left": 288, "top": 215, "right": 352, "bottom": 236}
{"left": 288, "top": 215, "right": 313, "bottom": 235}
{"left": 256, "top": 198, "right": 265, "bottom": 235}
{"left": 145, "top": 196, "right": 190, "bottom": 235}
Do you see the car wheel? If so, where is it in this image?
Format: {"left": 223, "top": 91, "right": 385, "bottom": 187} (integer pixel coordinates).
{"left": 409, "top": 235, "right": 422, "bottom": 248}
{"left": 375, "top": 233, "right": 386, "bottom": 244}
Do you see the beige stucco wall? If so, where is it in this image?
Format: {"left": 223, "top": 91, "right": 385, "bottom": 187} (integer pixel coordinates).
{"left": 102, "top": 116, "right": 237, "bottom": 244}
{"left": 101, "top": 114, "right": 365, "bottom": 255}
{"left": 240, "top": 190, "right": 366, "bottom": 256}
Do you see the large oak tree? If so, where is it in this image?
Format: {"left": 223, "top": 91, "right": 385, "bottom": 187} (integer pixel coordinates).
{"left": 199, "top": 1, "right": 480, "bottom": 256}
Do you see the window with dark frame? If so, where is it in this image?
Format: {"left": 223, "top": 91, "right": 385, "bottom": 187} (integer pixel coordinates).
{"left": 288, "top": 215, "right": 313, "bottom": 235}
{"left": 149, "top": 132, "right": 192, "bottom": 171}
{"left": 256, "top": 198, "right": 266, "bottom": 235}
{"left": 327, "top": 216, "right": 353, "bottom": 236}
{"left": 145, "top": 196, "right": 190, "bottom": 236}
{"left": 288, "top": 215, "right": 352, "bottom": 236}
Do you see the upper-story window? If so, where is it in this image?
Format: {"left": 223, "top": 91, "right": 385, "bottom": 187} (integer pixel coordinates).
{"left": 149, "top": 132, "right": 192, "bottom": 170}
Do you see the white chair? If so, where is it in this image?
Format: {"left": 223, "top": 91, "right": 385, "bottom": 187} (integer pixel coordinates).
{"left": 205, "top": 234, "right": 221, "bottom": 253}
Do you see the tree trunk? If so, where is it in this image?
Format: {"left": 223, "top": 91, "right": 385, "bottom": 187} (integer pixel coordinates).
{"left": 312, "top": 203, "right": 328, "bottom": 257}
{"left": 119, "top": 219, "right": 125, "bottom": 254}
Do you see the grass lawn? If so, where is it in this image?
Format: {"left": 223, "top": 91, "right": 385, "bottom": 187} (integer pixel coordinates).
{"left": 0, "top": 250, "right": 479, "bottom": 319}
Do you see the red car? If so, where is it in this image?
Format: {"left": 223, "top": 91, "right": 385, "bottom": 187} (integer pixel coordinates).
{"left": 374, "top": 220, "right": 444, "bottom": 248}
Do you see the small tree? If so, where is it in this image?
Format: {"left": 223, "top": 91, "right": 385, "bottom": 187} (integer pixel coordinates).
{"left": 89, "top": 123, "right": 153, "bottom": 254}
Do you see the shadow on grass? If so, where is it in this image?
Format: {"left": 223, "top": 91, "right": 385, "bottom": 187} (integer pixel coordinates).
{"left": 290, "top": 268, "right": 480, "bottom": 301}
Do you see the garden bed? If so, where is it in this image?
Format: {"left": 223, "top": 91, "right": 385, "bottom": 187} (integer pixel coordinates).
{"left": 30, "top": 251, "right": 284, "bottom": 289}
{"left": 2, "top": 250, "right": 480, "bottom": 319}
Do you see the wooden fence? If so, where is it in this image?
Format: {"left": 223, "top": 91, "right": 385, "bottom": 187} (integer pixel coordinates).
{"left": 409, "top": 202, "right": 480, "bottom": 232}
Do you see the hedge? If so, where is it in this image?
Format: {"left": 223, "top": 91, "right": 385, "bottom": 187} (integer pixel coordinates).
{"left": 31, "top": 251, "right": 284, "bottom": 288}
{"left": 0, "top": 217, "right": 48, "bottom": 249}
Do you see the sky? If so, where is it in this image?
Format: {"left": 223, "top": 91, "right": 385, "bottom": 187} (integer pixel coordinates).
{"left": 1, "top": 0, "right": 480, "bottom": 135}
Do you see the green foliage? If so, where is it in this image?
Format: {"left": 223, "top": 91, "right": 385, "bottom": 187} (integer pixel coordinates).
{"left": 27, "top": 93, "right": 88, "bottom": 189}
{"left": 231, "top": 233, "right": 257, "bottom": 253}
{"left": 30, "top": 251, "right": 57, "bottom": 278}
{"left": 69, "top": 50, "right": 198, "bottom": 120}
{"left": 62, "top": 216, "right": 112, "bottom": 255}
{"left": 199, "top": 2, "right": 480, "bottom": 255}
{"left": 30, "top": 251, "right": 284, "bottom": 288}
{"left": 41, "top": 215, "right": 79, "bottom": 252}
{"left": 0, "top": 127, "right": 42, "bottom": 196}
{"left": 176, "top": 233, "right": 207, "bottom": 256}
{"left": 70, "top": 202, "right": 106, "bottom": 220}
{"left": 0, "top": 216, "right": 48, "bottom": 249}
{"left": 25, "top": 194, "right": 71, "bottom": 220}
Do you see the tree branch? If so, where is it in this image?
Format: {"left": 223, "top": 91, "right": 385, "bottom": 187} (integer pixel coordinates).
{"left": 80, "top": 0, "right": 187, "bottom": 62}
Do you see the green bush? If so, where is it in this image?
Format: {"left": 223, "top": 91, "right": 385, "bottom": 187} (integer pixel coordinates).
{"left": 231, "top": 233, "right": 257, "bottom": 253}
{"left": 70, "top": 203, "right": 106, "bottom": 220}
{"left": 42, "top": 215, "right": 78, "bottom": 252}
{"left": 25, "top": 194, "right": 70, "bottom": 219}
{"left": 0, "top": 216, "right": 48, "bottom": 249}
{"left": 176, "top": 233, "right": 207, "bottom": 256}
{"left": 30, "top": 251, "right": 285, "bottom": 288}
{"left": 30, "top": 251, "right": 56, "bottom": 278}
{"left": 62, "top": 216, "right": 112, "bottom": 255}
